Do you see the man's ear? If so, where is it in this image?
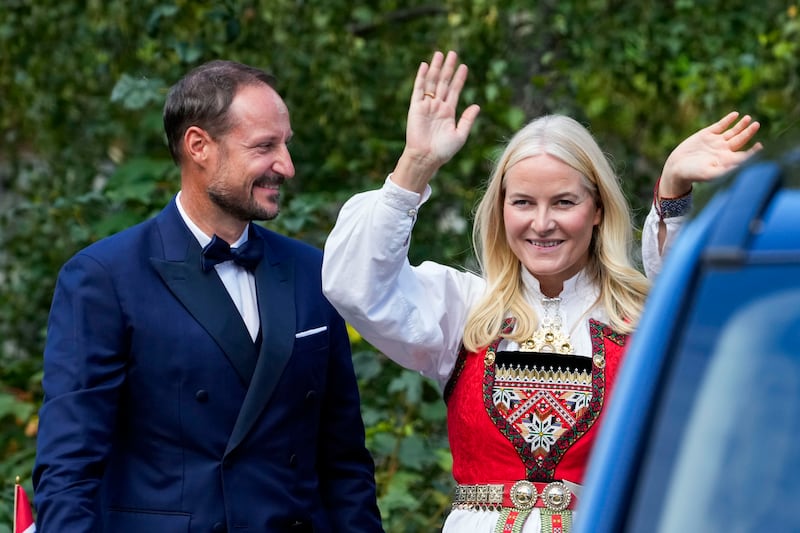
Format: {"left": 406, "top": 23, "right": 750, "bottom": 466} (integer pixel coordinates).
{"left": 184, "top": 126, "right": 213, "bottom": 164}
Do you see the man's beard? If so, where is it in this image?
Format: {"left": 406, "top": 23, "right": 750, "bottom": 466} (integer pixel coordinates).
{"left": 207, "top": 175, "right": 284, "bottom": 222}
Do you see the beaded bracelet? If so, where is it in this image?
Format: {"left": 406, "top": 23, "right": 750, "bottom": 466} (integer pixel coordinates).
{"left": 653, "top": 175, "right": 693, "bottom": 221}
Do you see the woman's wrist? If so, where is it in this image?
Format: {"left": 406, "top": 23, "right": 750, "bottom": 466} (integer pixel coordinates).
{"left": 654, "top": 175, "right": 693, "bottom": 221}
{"left": 392, "top": 149, "right": 441, "bottom": 194}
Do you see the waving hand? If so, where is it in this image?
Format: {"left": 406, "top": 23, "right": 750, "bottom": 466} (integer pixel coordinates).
{"left": 660, "top": 112, "right": 763, "bottom": 198}
{"left": 393, "top": 51, "right": 481, "bottom": 193}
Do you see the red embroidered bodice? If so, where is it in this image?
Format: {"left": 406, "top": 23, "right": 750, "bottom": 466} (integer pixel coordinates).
{"left": 444, "top": 319, "right": 628, "bottom": 485}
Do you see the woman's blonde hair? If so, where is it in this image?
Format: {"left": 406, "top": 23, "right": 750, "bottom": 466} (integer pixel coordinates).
{"left": 462, "top": 115, "right": 650, "bottom": 352}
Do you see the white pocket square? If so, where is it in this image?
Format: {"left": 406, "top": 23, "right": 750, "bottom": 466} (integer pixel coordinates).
{"left": 295, "top": 326, "right": 327, "bottom": 338}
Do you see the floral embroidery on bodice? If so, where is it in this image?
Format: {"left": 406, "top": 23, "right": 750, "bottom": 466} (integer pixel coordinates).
{"left": 445, "top": 319, "right": 627, "bottom": 484}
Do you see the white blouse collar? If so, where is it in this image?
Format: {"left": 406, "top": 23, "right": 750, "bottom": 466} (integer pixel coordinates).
{"left": 500, "top": 266, "right": 607, "bottom": 355}
{"left": 520, "top": 266, "right": 600, "bottom": 307}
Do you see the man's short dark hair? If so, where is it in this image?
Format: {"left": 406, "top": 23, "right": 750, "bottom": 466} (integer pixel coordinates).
{"left": 163, "top": 60, "right": 277, "bottom": 164}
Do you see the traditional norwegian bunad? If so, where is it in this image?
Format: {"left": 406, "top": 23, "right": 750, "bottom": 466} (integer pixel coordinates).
{"left": 445, "top": 315, "right": 628, "bottom": 532}
{"left": 321, "top": 179, "right": 651, "bottom": 533}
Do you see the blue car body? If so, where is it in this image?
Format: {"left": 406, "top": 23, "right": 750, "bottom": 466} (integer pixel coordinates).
{"left": 575, "top": 145, "right": 800, "bottom": 532}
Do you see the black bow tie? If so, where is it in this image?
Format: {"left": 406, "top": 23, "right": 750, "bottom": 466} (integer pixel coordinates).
{"left": 201, "top": 232, "right": 264, "bottom": 272}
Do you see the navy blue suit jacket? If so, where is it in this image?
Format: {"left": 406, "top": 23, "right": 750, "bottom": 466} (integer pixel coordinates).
{"left": 33, "top": 199, "right": 383, "bottom": 532}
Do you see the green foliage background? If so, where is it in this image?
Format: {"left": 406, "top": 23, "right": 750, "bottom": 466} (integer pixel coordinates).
{"left": 1, "top": 1, "right": 797, "bottom": 531}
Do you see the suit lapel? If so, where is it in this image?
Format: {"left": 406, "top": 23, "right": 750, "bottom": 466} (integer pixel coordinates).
{"left": 150, "top": 203, "right": 298, "bottom": 455}
{"left": 226, "top": 231, "right": 296, "bottom": 455}
{"left": 150, "top": 202, "right": 257, "bottom": 386}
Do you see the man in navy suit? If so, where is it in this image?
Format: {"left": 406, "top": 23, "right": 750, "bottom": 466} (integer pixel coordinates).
{"left": 32, "top": 60, "right": 384, "bottom": 532}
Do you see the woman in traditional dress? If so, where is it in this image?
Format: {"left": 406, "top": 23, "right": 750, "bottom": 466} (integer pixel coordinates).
{"left": 322, "top": 50, "right": 760, "bottom": 533}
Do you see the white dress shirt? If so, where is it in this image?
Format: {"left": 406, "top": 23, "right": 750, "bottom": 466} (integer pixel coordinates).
{"left": 641, "top": 201, "right": 688, "bottom": 278}
{"left": 176, "top": 192, "right": 260, "bottom": 341}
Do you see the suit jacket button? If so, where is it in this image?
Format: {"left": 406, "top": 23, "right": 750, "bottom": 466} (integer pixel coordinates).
{"left": 305, "top": 390, "right": 317, "bottom": 401}
{"left": 195, "top": 389, "right": 209, "bottom": 403}
{"left": 289, "top": 454, "right": 298, "bottom": 468}
{"left": 212, "top": 522, "right": 226, "bottom": 533}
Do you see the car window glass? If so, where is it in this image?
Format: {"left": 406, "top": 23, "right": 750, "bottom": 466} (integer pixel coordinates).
{"left": 657, "top": 288, "right": 800, "bottom": 532}
{"left": 625, "top": 267, "right": 800, "bottom": 531}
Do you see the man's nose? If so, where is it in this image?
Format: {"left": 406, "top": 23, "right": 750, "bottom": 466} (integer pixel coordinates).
{"left": 274, "top": 144, "right": 295, "bottom": 179}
